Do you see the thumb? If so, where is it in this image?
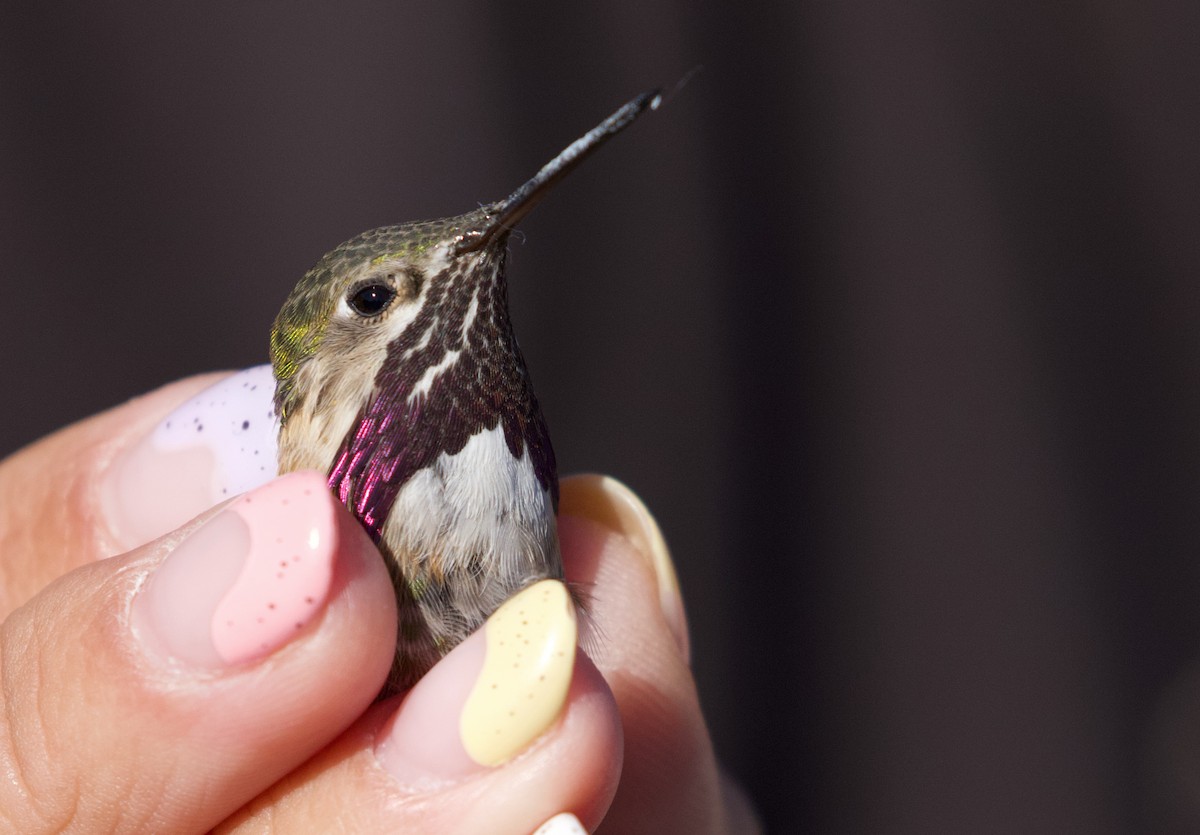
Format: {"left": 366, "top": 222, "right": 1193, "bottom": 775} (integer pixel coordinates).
{"left": 0, "top": 471, "right": 397, "bottom": 832}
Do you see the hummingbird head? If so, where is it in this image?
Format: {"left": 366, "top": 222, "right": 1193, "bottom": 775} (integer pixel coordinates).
{"left": 271, "top": 209, "right": 492, "bottom": 432}
{"left": 270, "top": 89, "right": 661, "bottom": 509}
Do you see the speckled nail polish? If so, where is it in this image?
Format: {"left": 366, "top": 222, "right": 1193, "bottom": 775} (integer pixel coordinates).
{"left": 132, "top": 470, "right": 336, "bottom": 668}
{"left": 104, "top": 365, "right": 280, "bottom": 550}
{"left": 376, "top": 580, "right": 577, "bottom": 786}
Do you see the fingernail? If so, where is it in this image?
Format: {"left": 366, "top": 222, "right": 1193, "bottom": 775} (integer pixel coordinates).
{"left": 533, "top": 812, "right": 589, "bottom": 834}
{"left": 102, "top": 365, "right": 280, "bottom": 550}
{"left": 132, "top": 471, "right": 336, "bottom": 668}
{"left": 376, "top": 580, "right": 577, "bottom": 787}
{"left": 559, "top": 474, "right": 689, "bottom": 663}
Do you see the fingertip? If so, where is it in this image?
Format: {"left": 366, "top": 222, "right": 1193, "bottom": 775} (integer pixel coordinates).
{"left": 559, "top": 474, "right": 690, "bottom": 664}
{"left": 0, "top": 471, "right": 399, "bottom": 833}
{"left": 0, "top": 370, "right": 253, "bottom": 616}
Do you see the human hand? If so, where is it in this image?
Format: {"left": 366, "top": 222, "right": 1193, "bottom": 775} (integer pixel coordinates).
{"left": 0, "top": 369, "right": 758, "bottom": 832}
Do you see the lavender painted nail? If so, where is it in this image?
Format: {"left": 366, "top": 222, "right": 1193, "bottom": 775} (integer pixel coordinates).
{"left": 151, "top": 364, "right": 280, "bottom": 497}
{"left": 103, "top": 365, "right": 281, "bottom": 550}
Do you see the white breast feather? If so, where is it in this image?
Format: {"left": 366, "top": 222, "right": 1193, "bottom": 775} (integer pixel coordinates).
{"left": 383, "top": 424, "right": 557, "bottom": 580}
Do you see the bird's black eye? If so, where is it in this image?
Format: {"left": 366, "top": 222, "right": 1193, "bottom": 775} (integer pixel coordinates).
{"left": 348, "top": 283, "right": 396, "bottom": 317}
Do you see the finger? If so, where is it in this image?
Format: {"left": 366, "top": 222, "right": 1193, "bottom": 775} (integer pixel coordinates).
{"left": 0, "top": 471, "right": 397, "bottom": 833}
{"left": 218, "top": 580, "right": 624, "bottom": 834}
{"left": 0, "top": 366, "right": 278, "bottom": 616}
{"left": 559, "top": 475, "right": 750, "bottom": 834}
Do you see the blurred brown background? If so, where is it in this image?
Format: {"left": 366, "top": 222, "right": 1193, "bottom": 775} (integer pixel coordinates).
{"left": 3, "top": 1, "right": 1199, "bottom": 831}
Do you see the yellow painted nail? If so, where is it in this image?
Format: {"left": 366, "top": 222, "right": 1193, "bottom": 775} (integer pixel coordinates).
{"left": 459, "top": 579, "right": 577, "bottom": 766}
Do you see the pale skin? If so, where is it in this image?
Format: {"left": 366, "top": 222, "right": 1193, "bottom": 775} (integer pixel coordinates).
{"left": 0, "top": 374, "right": 759, "bottom": 833}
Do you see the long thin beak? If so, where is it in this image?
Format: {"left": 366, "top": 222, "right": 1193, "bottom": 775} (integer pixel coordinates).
{"left": 454, "top": 89, "right": 662, "bottom": 255}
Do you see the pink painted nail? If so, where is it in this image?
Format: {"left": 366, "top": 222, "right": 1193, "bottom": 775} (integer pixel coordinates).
{"left": 376, "top": 580, "right": 577, "bottom": 789}
{"left": 103, "top": 365, "right": 280, "bottom": 551}
{"left": 132, "top": 471, "right": 336, "bottom": 668}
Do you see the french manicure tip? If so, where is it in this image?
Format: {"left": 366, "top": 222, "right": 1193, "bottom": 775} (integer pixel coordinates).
{"left": 533, "top": 812, "right": 588, "bottom": 835}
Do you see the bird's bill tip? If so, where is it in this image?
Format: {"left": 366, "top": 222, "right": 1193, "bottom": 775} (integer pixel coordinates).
{"left": 452, "top": 88, "right": 661, "bottom": 255}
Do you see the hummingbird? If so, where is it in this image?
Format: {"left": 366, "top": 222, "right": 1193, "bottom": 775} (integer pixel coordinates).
{"left": 269, "top": 90, "right": 661, "bottom": 691}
